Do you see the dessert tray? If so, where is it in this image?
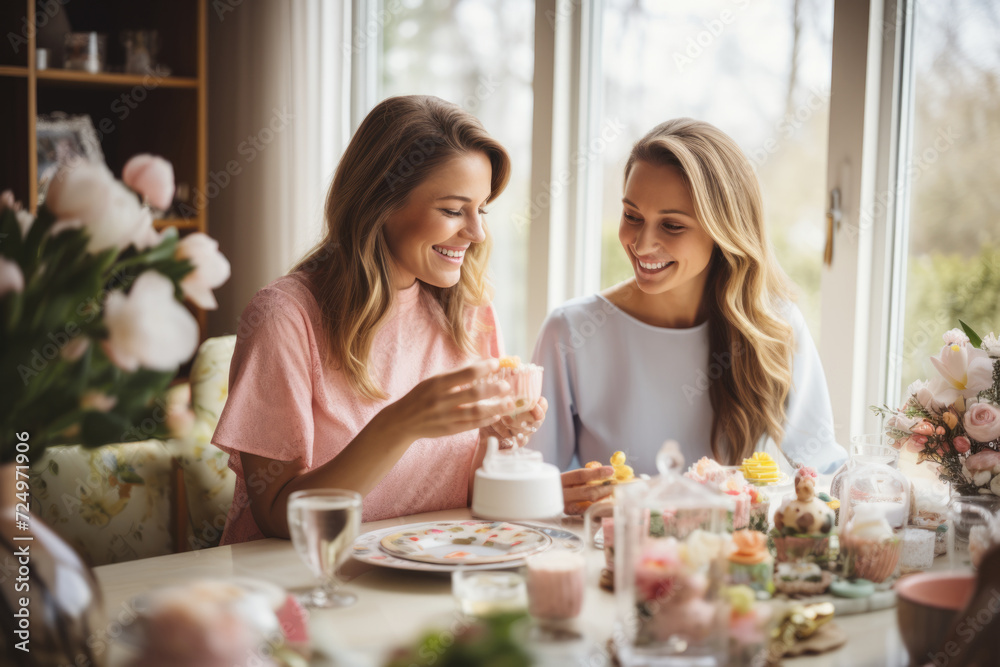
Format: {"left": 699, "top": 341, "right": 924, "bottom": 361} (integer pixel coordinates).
{"left": 352, "top": 521, "right": 582, "bottom": 572}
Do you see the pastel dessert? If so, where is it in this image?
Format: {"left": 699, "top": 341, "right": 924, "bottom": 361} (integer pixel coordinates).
{"left": 684, "top": 456, "right": 727, "bottom": 485}
{"left": 684, "top": 459, "right": 752, "bottom": 531}
{"left": 771, "top": 467, "right": 835, "bottom": 563}
{"left": 719, "top": 471, "right": 751, "bottom": 531}
{"left": 773, "top": 561, "right": 833, "bottom": 596}
{"left": 741, "top": 452, "right": 783, "bottom": 485}
{"left": 840, "top": 506, "right": 902, "bottom": 583}
{"left": 585, "top": 451, "right": 635, "bottom": 486}
{"left": 727, "top": 530, "right": 774, "bottom": 596}
{"left": 488, "top": 356, "right": 543, "bottom": 415}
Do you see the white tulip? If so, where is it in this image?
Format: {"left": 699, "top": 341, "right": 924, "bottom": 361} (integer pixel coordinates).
{"left": 44, "top": 161, "right": 147, "bottom": 254}
{"left": 930, "top": 342, "right": 993, "bottom": 399}
{"left": 175, "top": 233, "right": 231, "bottom": 309}
{"left": 103, "top": 271, "right": 199, "bottom": 371}
{"left": 0, "top": 257, "right": 24, "bottom": 297}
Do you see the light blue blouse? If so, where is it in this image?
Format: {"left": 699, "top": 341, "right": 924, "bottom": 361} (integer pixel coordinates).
{"left": 529, "top": 294, "right": 848, "bottom": 475}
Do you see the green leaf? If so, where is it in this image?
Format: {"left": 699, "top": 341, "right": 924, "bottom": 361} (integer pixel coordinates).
{"left": 959, "top": 320, "right": 983, "bottom": 349}
{"left": 79, "top": 411, "right": 132, "bottom": 447}
{"left": 117, "top": 469, "right": 145, "bottom": 484}
{"left": 0, "top": 209, "right": 23, "bottom": 259}
{"left": 20, "top": 206, "right": 57, "bottom": 274}
{"left": 50, "top": 461, "right": 59, "bottom": 475}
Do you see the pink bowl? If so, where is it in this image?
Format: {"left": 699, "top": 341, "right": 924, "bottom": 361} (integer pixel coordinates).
{"left": 895, "top": 572, "right": 975, "bottom": 663}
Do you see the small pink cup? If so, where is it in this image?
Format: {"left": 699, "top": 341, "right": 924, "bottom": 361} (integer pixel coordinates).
{"left": 526, "top": 551, "right": 586, "bottom": 621}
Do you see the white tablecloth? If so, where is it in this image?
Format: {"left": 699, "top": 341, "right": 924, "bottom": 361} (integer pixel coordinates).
{"left": 95, "top": 507, "right": 912, "bottom": 666}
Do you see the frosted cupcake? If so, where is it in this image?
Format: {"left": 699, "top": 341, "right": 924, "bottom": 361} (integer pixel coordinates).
{"left": 487, "top": 356, "right": 543, "bottom": 416}
{"left": 741, "top": 452, "right": 785, "bottom": 487}
{"left": 840, "top": 506, "right": 902, "bottom": 583}
{"left": 720, "top": 472, "right": 751, "bottom": 531}
{"left": 774, "top": 561, "right": 832, "bottom": 596}
{"left": 770, "top": 467, "right": 835, "bottom": 563}
{"left": 684, "top": 456, "right": 728, "bottom": 485}
{"left": 727, "top": 530, "right": 774, "bottom": 596}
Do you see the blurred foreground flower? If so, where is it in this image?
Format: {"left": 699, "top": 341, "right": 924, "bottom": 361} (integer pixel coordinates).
{"left": 0, "top": 158, "right": 229, "bottom": 462}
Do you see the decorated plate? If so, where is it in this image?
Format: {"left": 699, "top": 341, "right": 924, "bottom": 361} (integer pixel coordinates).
{"left": 378, "top": 520, "right": 552, "bottom": 564}
{"left": 352, "top": 522, "right": 581, "bottom": 572}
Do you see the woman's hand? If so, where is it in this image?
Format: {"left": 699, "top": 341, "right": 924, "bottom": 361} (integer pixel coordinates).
{"left": 486, "top": 397, "right": 548, "bottom": 448}
{"left": 383, "top": 359, "right": 514, "bottom": 441}
{"left": 561, "top": 465, "right": 615, "bottom": 515}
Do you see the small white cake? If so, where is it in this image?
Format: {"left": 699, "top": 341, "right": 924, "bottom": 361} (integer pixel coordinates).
{"left": 472, "top": 439, "right": 564, "bottom": 521}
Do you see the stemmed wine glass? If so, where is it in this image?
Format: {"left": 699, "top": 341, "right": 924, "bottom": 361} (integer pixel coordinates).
{"left": 287, "top": 489, "right": 362, "bottom": 608}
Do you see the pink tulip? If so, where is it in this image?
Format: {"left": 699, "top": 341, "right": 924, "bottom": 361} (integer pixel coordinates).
{"left": 122, "top": 154, "right": 175, "bottom": 210}
{"left": 964, "top": 402, "right": 1000, "bottom": 443}
{"left": 911, "top": 421, "right": 935, "bottom": 436}
{"left": 953, "top": 436, "right": 971, "bottom": 453}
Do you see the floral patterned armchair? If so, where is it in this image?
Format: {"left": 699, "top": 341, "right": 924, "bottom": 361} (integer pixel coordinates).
{"left": 29, "top": 336, "right": 238, "bottom": 566}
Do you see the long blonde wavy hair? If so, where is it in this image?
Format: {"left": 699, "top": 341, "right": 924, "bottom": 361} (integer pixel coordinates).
{"left": 293, "top": 95, "right": 511, "bottom": 400}
{"left": 625, "top": 118, "right": 794, "bottom": 465}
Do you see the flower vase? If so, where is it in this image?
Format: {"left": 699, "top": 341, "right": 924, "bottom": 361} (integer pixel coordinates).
{"left": 0, "top": 463, "right": 107, "bottom": 665}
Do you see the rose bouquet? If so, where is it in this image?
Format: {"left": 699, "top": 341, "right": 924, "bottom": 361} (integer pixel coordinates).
{"left": 873, "top": 324, "right": 1000, "bottom": 496}
{"left": 0, "top": 156, "right": 230, "bottom": 463}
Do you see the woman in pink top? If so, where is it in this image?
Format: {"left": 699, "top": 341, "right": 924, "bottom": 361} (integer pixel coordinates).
{"left": 215, "top": 96, "right": 547, "bottom": 544}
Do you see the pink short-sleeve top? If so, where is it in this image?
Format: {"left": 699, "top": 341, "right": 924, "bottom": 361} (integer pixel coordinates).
{"left": 214, "top": 272, "right": 503, "bottom": 545}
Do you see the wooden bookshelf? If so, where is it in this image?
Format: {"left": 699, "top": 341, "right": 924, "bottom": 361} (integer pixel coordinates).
{"left": 0, "top": 0, "right": 209, "bottom": 335}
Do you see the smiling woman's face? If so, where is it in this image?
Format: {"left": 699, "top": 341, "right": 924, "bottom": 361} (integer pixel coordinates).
{"left": 383, "top": 152, "right": 493, "bottom": 289}
{"left": 619, "top": 160, "right": 716, "bottom": 297}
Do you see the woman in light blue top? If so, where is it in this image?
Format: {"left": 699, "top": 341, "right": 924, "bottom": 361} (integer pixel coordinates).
{"left": 529, "top": 119, "right": 847, "bottom": 513}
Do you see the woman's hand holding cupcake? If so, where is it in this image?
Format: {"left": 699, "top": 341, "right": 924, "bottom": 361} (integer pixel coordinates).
{"left": 489, "top": 396, "right": 548, "bottom": 445}
{"left": 386, "top": 358, "right": 516, "bottom": 439}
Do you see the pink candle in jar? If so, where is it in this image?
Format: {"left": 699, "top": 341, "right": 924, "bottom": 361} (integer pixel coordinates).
{"left": 526, "top": 551, "right": 586, "bottom": 620}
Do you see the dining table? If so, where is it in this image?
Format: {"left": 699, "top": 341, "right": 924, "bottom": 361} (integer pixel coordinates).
{"left": 93, "top": 506, "right": 919, "bottom": 667}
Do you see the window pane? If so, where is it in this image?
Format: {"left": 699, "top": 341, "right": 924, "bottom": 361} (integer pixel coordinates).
{"left": 380, "top": 0, "right": 534, "bottom": 357}
{"left": 897, "top": 0, "right": 1000, "bottom": 397}
{"left": 599, "top": 0, "right": 833, "bottom": 344}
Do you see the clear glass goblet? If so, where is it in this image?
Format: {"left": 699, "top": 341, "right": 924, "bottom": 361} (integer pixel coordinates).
{"left": 287, "top": 489, "right": 362, "bottom": 608}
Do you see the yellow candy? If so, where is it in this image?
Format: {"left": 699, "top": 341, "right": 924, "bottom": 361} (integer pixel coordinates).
{"left": 610, "top": 451, "right": 626, "bottom": 467}
{"left": 614, "top": 465, "right": 634, "bottom": 482}
{"left": 741, "top": 452, "right": 781, "bottom": 484}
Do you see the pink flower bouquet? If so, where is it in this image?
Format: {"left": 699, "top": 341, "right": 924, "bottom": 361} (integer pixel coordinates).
{"left": 874, "top": 324, "right": 1000, "bottom": 496}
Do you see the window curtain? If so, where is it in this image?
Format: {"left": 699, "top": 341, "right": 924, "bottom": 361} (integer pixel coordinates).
{"left": 207, "top": 0, "right": 350, "bottom": 336}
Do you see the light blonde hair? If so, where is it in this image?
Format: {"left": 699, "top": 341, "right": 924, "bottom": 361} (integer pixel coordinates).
{"left": 625, "top": 118, "right": 794, "bottom": 464}
{"left": 294, "top": 95, "right": 511, "bottom": 400}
